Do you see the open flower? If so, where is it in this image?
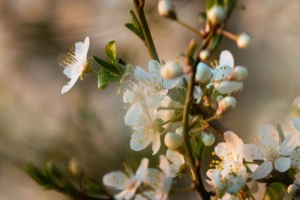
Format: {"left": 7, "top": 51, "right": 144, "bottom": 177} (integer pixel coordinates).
{"left": 135, "top": 155, "right": 172, "bottom": 200}
{"left": 166, "top": 149, "right": 185, "bottom": 176}
{"left": 242, "top": 124, "right": 300, "bottom": 179}
{"left": 103, "top": 158, "right": 149, "bottom": 200}
{"left": 212, "top": 50, "right": 243, "bottom": 94}
{"left": 206, "top": 161, "right": 247, "bottom": 196}
{"left": 61, "top": 37, "right": 90, "bottom": 94}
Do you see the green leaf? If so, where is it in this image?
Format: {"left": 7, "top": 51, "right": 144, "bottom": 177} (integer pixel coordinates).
{"left": 45, "top": 161, "right": 62, "bottom": 183}
{"left": 84, "top": 177, "right": 107, "bottom": 195}
{"left": 213, "top": 90, "right": 220, "bottom": 99}
{"left": 125, "top": 10, "right": 145, "bottom": 41}
{"left": 205, "top": 0, "right": 215, "bottom": 10}
{"left": 93, "top": 56, "right": 121, "bottom": 77}
{"left": 120, "top": 63, "right": 133, "bottom": 83}
{"left": 105, "top": 41, "right": 123, "bottom": 73}
{"left": 197, "top": 12, "right": 207, "bottom": 22}
{"left": 276, "top": 123, "right": 285, "bottom": 142}
{"left": 210, "top": 33, "right": 222, "bottom": 51}
{"left": 182, "top": 77, "right": 188, "bottom": 90}
{"left": 25, "top": 163, "right": 53, "bottom": 187}
{"left": 98, "top": 68, "right": 121, "bottom": 90}
{"left": 264, "top": 182, "right": 287, "bottom": 200}
{"left": 193, "top": 140, "right": 204, "bottom": 159}
{"left": 167, "top": 87, "right": 187, "bottom": 105}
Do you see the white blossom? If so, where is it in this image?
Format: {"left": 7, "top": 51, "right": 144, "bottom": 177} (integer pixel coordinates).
{"left": 212, "top": 50, "right": 243, "bottom": 94}
{"left": 242, "top": 124, "right": 300, "bottom": 179}
{"left": 207, "top": 5, "right": 226, "bottom": 25}
{"left": 103, "top": 158, "right": 149, "bottom": 200}
{"left": 61, "top": 37, "right": 90, "bottom": 94}
{"left": 236, "top": 33, "right": 252, "bottom": 49}
{"left": 166, "top": 149, "right": 185, "bottom": 176}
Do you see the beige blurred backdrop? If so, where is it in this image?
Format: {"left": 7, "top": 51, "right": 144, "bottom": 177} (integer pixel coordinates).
{"left": 0, "top": 0, "right": 299, "bottom": 199}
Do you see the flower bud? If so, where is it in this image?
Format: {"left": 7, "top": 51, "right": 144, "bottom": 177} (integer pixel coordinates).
{"left": 164, "top": 132, "right": 182, "bottom": 150}
{"left": 175, "top": 126, "right": 183, "bottom": 136}
{"left": 217, "top": 96, "right": 237, "bottom": 115}
{"left": 161, "top": 61, "right": 183, "bottom": 79}
{"left": 288, "top": 184, "right": 300, "bottom": 197}
{"left": 68, "top": 157, "right": 84, "bottom": 178}
{"left": 158, "top": 0, "right": 177, "bottom": 20}
{"left": 195, "top": 62, "right": 213, "bottom": 85}
{"left": 237, "top": 33, "right": 252, "bottom": 49}
{"left": 207, "top": 5, "right": 226, "bottom": 26}
{"left": 199, "top": 50, "right": 210, "bottom": 61}
{"left": 201, "top": 132, "right": 215, "bottom": 146}
{"left": 227, "top": 66, "right": 248, "bottom": 81}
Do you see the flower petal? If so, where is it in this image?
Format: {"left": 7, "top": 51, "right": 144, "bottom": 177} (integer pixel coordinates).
{"left": 115, "top": 188, "right": 136, "bottom": 200}
{"left": 102, "top": 171, "right": 130, "bottom": 190}
{"left": 124, "top": 102, "right": 142, "bottom": 126}
{"left": 290, "top": 149, "right": 300, "bottom": 169}
{"left": 274, "top": 157, "right": 291, "bottom": 172}
{"left": 152, "top": 132, "right": 161, "bottom": 155}
{"left": 292, "top": 118, "right": 300, "bottom": 132}
{"left": 259, "top": 124, "right": 279, "bottom": 148}
{"left": 159, "top": 155, "right": 171, "bottom": 177}
{"left": 123, "top": 90, "right": 135, "bottom": 103}
{"left": 134, "top": 158, "right": 149, "bottom": 182}
{"left": 166, "top": 150, "right": 185, "bottom": 176}
{"left": 61, "top": 75, "right": 80, "bottom": 94}
{"left": 148, "top": 60, "right": 162, "bottom": 82}
{"left": 279, "top": 133, "right": 300, "bottom": 156}
{"left": 130, "top": 129, "right": 153, "bottom": 151}
{"left": 219, "top": 50, "right": 234, "bottom": 68}
{"left": 252, "top": 161, "right": 273, "bottom": 179}
{"left": 163, "top": 78, "right": 180, "bottom": 89}
{"left": 242, "top": 144, "right": 266, "bottom": 160}
{"left": 134, "top": 66, "right": 151, "bottom": 81}
{"left": 75, "top": 37, "right": 89, "bottom": 63}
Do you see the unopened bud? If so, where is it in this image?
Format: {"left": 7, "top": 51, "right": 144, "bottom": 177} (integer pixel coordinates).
{"left": 217, "top": 96, "right": 236, "bottom": 115}
{"left": 288, "top": 184, "right": 300, "bottom": 197}
{"left": 237, "top": 33, "right": 252, "bottom": 49}
{"left": 201, "top": 132, "right": 215, "bottom": 146}
{"left": 199, "top": 50, "right": 211, "bottom": 61}
{"left": 207, "top": 5, "right": 226, "bottom": 26}
{"left": 158, "top": 0, "right": 177, "bottom": 20}
{"left": 68, "top": 157, "right": 84, "bottom": 178}
{"left": 175, "top": 126, "right": 183, "bottom": 136}
{"left": 161, "top": 61, "right": 183, "bottom": 79}
{"left": 227, "top": 66, "right": 248, "bottom": 81}
{"left": 195, "top": 62, "right": 213, "bottom": 85}
{"left": 164, "top": 132, "right": 182, "bottom": 150}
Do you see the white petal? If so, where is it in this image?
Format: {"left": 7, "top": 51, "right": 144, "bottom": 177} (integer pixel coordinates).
{"left": 259, "top": 124, "right": 279, "bottom": 148}
{"left": 134, "top": 158, "right": 149, "bottom": 182}
{"left": 193, "top": 86, "right": 202, "bottom": 103}
{"left": 75, "top": 37, "right": 89, "bottom": 63}
{"left": 292, "top": 118, "right": 300, "bottom": 132}
{"left": 61, "top": 75, "right": 80, "bottom": 94}
{"left": 102, "top": 171, "right": 130, "bottom": 190}
{"left": 279, "top": 133, "right": 300, "bottom": 156}
{"left": 144, "top": 168, "right": 161, "bottom": 187}
{"left": 160, "top": 155, "right": 171, "bottom": 177}
{"left": 163, "top": 78, "right": 180, "bottom": 89}
{"left": 123, "top": 90, "right": 135, "bottom": 103}
{"left": 145, "top": 94, "right": 165, "bottom": 109}
{"left": 124, "top": 102, "right": 142, "bottom": 126}
{"left": 290, "top": 149, "right": 300, "bottom": 169}
{"left": 152, "top": 132, "right": 161, "bottom": 155}
{"left": 115, "top": 188, "right": 136, "bottom": 200}
{"left": 163, "top": 177, "right": 172, "bottom": 197}
{"left": 274, "top": 157, "right": 291, "bottom": 172}
{"left": 130, "top": 129, "right": 153, "bottom": 151}
{"left": 252, "top": 161, "right": 273, "bottom": 179}
{"left": 242, "top": 144, "right": 266, "bottom": 160}
{"left": 219, "top": 50, "right": 234, "bottom": 68}
{"left": 166, "top": 150, "right": 185, "bottom": 176}
{"left": 134, "top": 66, "right": 151, "bottom": 81}
{"left": 148, "top": 60, "right": 162, "bottom": 81}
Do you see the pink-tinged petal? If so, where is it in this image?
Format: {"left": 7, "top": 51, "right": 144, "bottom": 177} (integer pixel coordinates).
{"left": 292, "top": 118, "right": 300, "bottom": 132}
{"left": 124, "top": 102, "right": 142, "bottom": 126}
{"left": 134, "top": 158, "right": 149, "bottom": 182}
{"left": 274, "top": 157, "right": 291, "bottom": 172}
{"left": 102, "top": 171, "right": 130, "bottom": 190}
{"left": 224, "top": 131, "right": 244, "bottom": 149}
{"left": 152, "top": 132, "right": 161, "bottom": 155}
{"left": 259, "top": 124, "right": 279, "bottom": 148}
{"left": 290, "top": 149, "right": 300, "bottom": 169}
{"left": 252, "top": 161, "right": 273, "bottom": 179}
{"left": 130, "top": 129, "right": 153, "bottom": 151}
{"left": 215, "top": 143, "right": 238, "bottom": 161}
{"left": 163, "top": 78, "right": 180, "bottom": 89}
{"left": 279, "top": 133, "right": 300, "bottom": 156}
{"left": 61, "top": 75, "right": 80, "bottom": 94}
{"left": 219, "top": 50, "right": 234, "bottom": 68}
{"left": 242, "top": 144, "right": 266, "bottom": 160}
{"left": 123, "top": 90, "right": 135, "bottom": 103}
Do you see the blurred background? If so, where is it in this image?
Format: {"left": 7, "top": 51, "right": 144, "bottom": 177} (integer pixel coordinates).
{"left": 0, "top": 0, "right": 300, "bottom": 199}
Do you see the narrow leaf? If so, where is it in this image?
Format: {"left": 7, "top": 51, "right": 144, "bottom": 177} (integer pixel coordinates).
{"left": 98, "top": 68, "right": 121, "bottom": 90}
{"left": 93, "top": 56, "right": 121, "bottom": 76}
{"left": 120, "top": 63, "right": 133, "bottom": 83}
